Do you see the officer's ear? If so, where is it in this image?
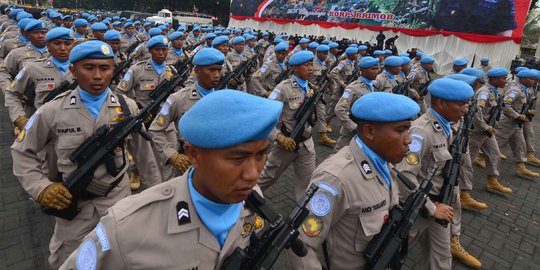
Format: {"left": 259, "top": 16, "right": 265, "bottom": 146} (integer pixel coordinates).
{"left": 69, "top": 64, "right": 77, "bottom": 78}
{"left": 184, "top": 143, "right": 199, "bottom": 169}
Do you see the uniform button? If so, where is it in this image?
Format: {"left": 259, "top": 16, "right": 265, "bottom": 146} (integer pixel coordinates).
{"left": 162, "top": 186, "right": 172, "bottom": 195}
{"left": 345, "top": 153, "right": 352, "bottom": 160}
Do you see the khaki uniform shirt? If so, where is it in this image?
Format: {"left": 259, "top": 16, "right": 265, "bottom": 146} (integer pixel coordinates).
{"left": 472, "top": 83, "right": 505, "bottom": 132}
{"left": 396, "top": 110, "right": 453, "bottom": 216}
{"left": 186, "top": 33, "right": 201, "bottom": 47}
{"left": 11, "top": 88, "right": 161, "bottom": 214}
{"left": 290, "top": 139, "right": 398, "bottom": 269}
{"left": 375, "top": 71, "right": 398, "bottom": 93}
{"left": 0, "top": 44, "right": 48, "bottom": 92}
{"left": 407, "top": 67, "right": 435, "bottom": 94}
{"left": 499, "top": 82, "right": 529, "bottom": 126}
{"left": 116, "top": 59, "right": 175, "bottom": 108}
{"left": 166, "top": 47, "right": 189, "bottom": 65}
{"left": 148, "top": 83, "right": 203, "bottom": 163}
{"left": 130, "top": 41, "right": 150, "bottom": 62}
{"left": 335, "top": 78, "right": 373, "bottom": 135}
{"left": 249, "top": 57, "right": 285, "bottom": 97}
{"left": 120, "top": 33, "right": 138, "bottom": 52}
{"left": 0, "top": 35, "right": 24, "bottom": 59}
{"left": 331, "top": 59, "right": 355, "bottom": 88}
{"left": 59, "top": 173, "right": 260, "bottom": 270}
{"left": 5, "top": 57, "right": 75, "bottom": 122}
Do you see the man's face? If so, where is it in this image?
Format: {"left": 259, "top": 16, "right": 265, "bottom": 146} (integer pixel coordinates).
{"left": 481, "top": 62, "right": 488, "bottom": 66}
{"left": 52, "top": 18, "right": 62, "bottom": 25}
{"left": 93, "top": 30, "right": 106, "bottom": 41}
{"left": 361, "top": 66, "right": 379, "bottom": 80}
{"left": 247, "top": 39, "right": 255, "bottom": 48}
{"left": 234, "top": 43, "right": 244, "bottom": 53}
{"left": 300, "top": 43, "right": 308, "bottom": 50}
{"left": 401, "top": 64, "right": 410, "bottom": 74}
{"left": 520, "top": 77, "right": 536, "bottom": 88}
{"left": 47, "top": 39, "right": 73, "bottom": 61}
{"left": 360, "top": 50, "right": 367, "bottom": 56}
{"left": 421, "top": 63, "right": 433, "bottom": 72}
{"left": 453, "top": 65, "right": 465, "bottom": 73}
{"left": 135, "top": 25, "right": 141, "bottom": 30}
{"left": 107, "top": 40, "right": 121, "bottom": 53}
{"left": 28, "top": 30, "right": 47, "bottom": 47}
{"left": 215, "top": 43, "right": 230, "bottom": 56}
{"left": 187, "top": 139, "right": 270, "bottom": 204}
{"left": 292, "top": 61, "right": 313, "bottom": 80}
{"left": 195, "top": 64, "right": 222, "bottom": 89}
{"left": 386, "top": 66, "right": 401, "bottom": 75}
{"left": 171, "top": 39, "right": 183, "bottom": 49}
{"left": 363, "top": 121, "right": 412, "bottom": 164}
{"left": 438, "top": 99, "right": 470, "bottom": 122}
{"left": 275, "top": 51, "right": 288, "bottom": 62}
{"left": 63, "top": 21, "right": 73, "bottom": 28}
{"left": 330, "top": 48, "right": 338, "bottom": 55}
{"left": 490, "top": 76, "right": 507, "bottom": 88}
{"left": 113, "top": 25, "right": 122, "bottom": 31}
{"left": 125, "top": 27, "right": 135, "bottom": 35}
{"left": 316, "top": 51, "right": 328, "bottom": 62}
{"left": 193, "top": 30, "right": 200, "bottom": 37}
{"left": 75, "top": 26, "right": 87, "bottom": 35}
{"left": 149, "top": 46, "right": 168, "bottom": 64}
{"left": 69, "top": 58, "right": 115, "bottom": 95}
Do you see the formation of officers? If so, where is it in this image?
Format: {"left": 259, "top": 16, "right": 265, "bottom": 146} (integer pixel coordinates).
{"left": 1, "top": 4, "right": 540, "bottom": 270}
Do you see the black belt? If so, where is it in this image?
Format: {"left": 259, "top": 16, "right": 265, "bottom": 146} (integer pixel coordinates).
{"left": 428, "top": 193, "right": 441, "bottom": 203}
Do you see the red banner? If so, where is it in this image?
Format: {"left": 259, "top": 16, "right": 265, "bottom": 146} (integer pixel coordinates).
{"left": 229, "top": 0, "right": 533, "bottom": 44}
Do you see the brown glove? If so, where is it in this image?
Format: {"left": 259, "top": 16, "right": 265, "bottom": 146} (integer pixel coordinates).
{"left": 143, "top": 112, "right": 153, "bottom": 125}
{"left": 276, "top": 133, "right": 296, "bottom": 152}
{"left": 516, "top": 114, "right": 528, "bottom": 124}
{"left": 485, "top": 126, "right": 495, "bottom": 137}
{"left": 527, "top": 109, "right": 535, "bottom": 118}
{"left": 413, "top": 95, "right": 422, "bottom": 102}
{"left": 14, "top": 115, "right": 29, "bottom": 130}
{"left": 168, "top": 152, "right": 191, "bottom": 174}
{"left": 37, "top": 183, "right": 73, "bottom": 210}
{"left": 310, "top": 83, "right": 320, "bottom": 92}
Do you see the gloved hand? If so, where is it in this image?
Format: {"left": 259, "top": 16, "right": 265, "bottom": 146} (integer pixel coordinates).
{"left": 13, "top": 126, "right": 21, "bottom": 136}
{"left": 169, "top": 152, "right": 191, "bottom": 173}
{"left": 310, "top": 84, "right": 320, "bottom": 92}
{"left": 143, "top": 112, "right": 154, "bottom": 125}
{"left": 37, "top": 183, "right": 73, "bottom": 210}
{"left": 413, "top": 95, "right": 423, "bottom": 102}
{"left": 527, "top": 109, "right": 535, "bottom": 117}
{"left": 14, "top": 115, "right": 29, "bottom": 130}
{"left": 516, "top": 114, "right": 528, "bottom": 123}
{"left": 485, "top": 126, "right": 495, "bottom": 137}
{"left": 276, "top": 133, "right": 296, "bottom": 152}
{"left": 228, "top": 78, "right": 239, "bottom": 88}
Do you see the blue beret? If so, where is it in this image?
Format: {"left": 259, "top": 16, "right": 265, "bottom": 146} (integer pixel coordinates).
{"left": 179, "top": 90, "right": 283, "bottom": 148}
{"left": 350, "top": 44, "right": 358, "bottom": 48}
{"left": 211, "top": 36, "right": 230, "bottom": 46}
{"left": 517, "top": 70, "right": 536, "bottom": 78}
{"left": 453, "top": 58, "right": 468, "bottom": 66}
{"left": 274, "top": 42, "right": 289, "bottom": 52}
{"left": 329, "top": 42, "right": 339, "bottom": 49}
{"left": 373, "top": 50, "right": 384, "bottom": 56}
{"left": 144, "top": 22, "right": 153, "bottom": 28}
{"left": 447, "top": 74, "right": 477, "bottom": 86}
{"left": 316, "top": 45, "right": 329, "bottom": 52}
{"left": 384, "top": 56, "right": 402, "bottom": 67}
{"left": 514, "top": 67, "right": 528, "bottom": 74}
{"left": 25, "top": 20, "right": 48, "bottom": 31}
{"left": 50, "top": 12, "right": 62, "bottom": 19}
{"left": 486, "top": 68, "right": 508, "bottom": 78}
{"left": 41, "top": 11, "right": 47, "bottom": 15}
{"left": 146, "top": 35, "right": 169, "bottom": 49}
{"left": 120, "top": 17, "right": 127, "bottom": 21}
{"left": 351, "top": 92, "right": 420, "bottom": 122}
{"left": 169, "top": 31, "right": 183, "bottom": 41}
{"left": 104, "top": 30, "right": 121, "bottom": 41}
{"left": 232, "top": 36, "right": 245, "bottom": 44}
{"left": 245, "top": 35, "right": 256, "bottom": 41}
{"left": 384, "top": 49, "right": 393, "bottom": 55}
{"left": 289, "top": 51, "right": 314, "bottom": 66}
{"left": 123, "top": 22, "right": 133, "bottom": 28}
{"left": 193, "top": 48, "right": 225, "bottom": 66}
{"left": 420, "top": 56, "right": 435, "bottom": 64}
{"left": 428, "top": 78, "right": 474, "bottom": 101}
{"left": 91, "top": 23, "right": 108, "bottom": 31}
{"left": 45, "top": 27, "right": 74, "bottom": 41}
{"left": 16, "top": 11, "right": 32, "bottom": 21}
{"left": 273, "top": 37, "right": 282, "bottom": 44}
{"left": 204, "top": 33, "right": 216, "bottom": 39}
{"left": 9, "top": 9, "right": 22, "bottom": 17}
{"left": 69, "top": 40, "right": 114, "bottom": 64}
{"left": 480, "top": 57, "right": 489, "bottom": 62}
{"left": 17, "top": 18, "right": 33, "bottom": 30}
{"left": 358, "top": 45, "right": 368, "bottom": 51}
{"left": 176, "top": 25, "right": 186, "bottom": 31}
{"left": 459, "top": 68, "right": 484, "bottom": 79}
{"left": 400, "top": 53, "right": 410, "bottom": 57}
{"left": 262, "top": 31, "right": 269, "bottom": 36}
{"left": 416, "top": 52, "right": 424, "bottom": 57}
{"left": 158, "top": 25, "right": 166, "bottom": 31}
{"left": 299, "top": 38, "right": 309, "bottom": 44}
{"left": 346, "top": 47, "right": 358, "bottom": 55}
{"left": 193, "top": 26, "right": 201, "bottom": 31}
{"left": 74, "top": 18, "right": 88, "bottom": 27}
{"left": 359, "top": 56, "right": 379, "bottom": 68}
{"left": 222, "top": 29, "right": 230, "bottom": 35}
{"left": 112, "top": 16, "right": 119, "bottom": 20}
{"left": 308, "top": 42, "right": 319, "bottom": 49}
{"left": 81, "top": 12, "right": 90, "bottom": 18}
{"left": 233, "top": 29, "right": 241, "bottom": 34}
{"left": 62, "top": 15, "right": 73, "bottom": 21}
{"left": 134, "top": 21, "right": 141, "bottom": 25}
{"left": 531, "top": 69, "right": 540, "bottom": 80}
{"left": 321, "top": 39, "right": 330, "bottom": 45}
{"left": 148, "top": 28, "right": 162, "bottom": 37}
{"left": 400, "top": 56, "right": 411, "bottom": 65}
{"left": 88, "top": 16, "right": 97, "bottom": 22}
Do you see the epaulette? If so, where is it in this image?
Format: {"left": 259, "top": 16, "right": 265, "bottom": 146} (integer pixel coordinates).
{"left": 52, "top": 89, "right": 73, "bottom": 101}
{"left": 113, "top": 182, "right": 176, "bottom": 221}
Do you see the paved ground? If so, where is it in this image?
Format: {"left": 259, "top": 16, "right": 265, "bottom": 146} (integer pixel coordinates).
{"left": 1, "top": 92, "right": 539, "bottom": 270}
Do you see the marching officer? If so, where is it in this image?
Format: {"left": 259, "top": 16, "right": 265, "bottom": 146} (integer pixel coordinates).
{"left": 59, "top": 89, "right": 282, "bottom": 269}
{"left": 446, "top": 58, "right": 468, "bottom": 76}
{"left": 288, "top": 92, "right": 420, "bottom": 269}
{"left": 396, "top": 78, "right": 474, "bottom": 270}
{"left": 104, "top": 30, "right": 127, "bottom": 65}
{"left": 334, "top": 56, "right": 379, "bottom": 152}
{"left": 72, "top": 18, "right": 89, "bottom": 39}
{"left": 258, "top": 51, "right": 323, "bottom": 199}
{"left": 166, "top": 31, "right": 188, "bottom": 65}
{"left": 186, "top": 25, "right": 201, "bottom": 47}
{"left": 120, "top": 22, "right": 138, "bottom": 52}
{"left": 90, "top": 22, "right": 108, "bottom": 41}
{"left": 375, "top": 56, "right": 402, "bottom": 92}
{"left": 310, "top": 44, "right": 336, "bottom": 147}
{"left": 407, "top": 55, "right": 437, "bottom": 114}
{"left": 224, "top": 36, "right": 248, "bottom": 91}
{"left": 291, "top": 37, "right": 309, "bottom": 54}
{"left": 524, "top": 70, "right": 540, "bottom": 166}
{"left": 479, "top": 57, "right": 492, "bottom": 75}
{"left": 249, "top": 42, "right": 289, "bottom": 97}
{"left": 11, "top": 40, "right": 161, "bottom": 269}
{"left": 0, "top": 17, "right": 32, "bottom": 61}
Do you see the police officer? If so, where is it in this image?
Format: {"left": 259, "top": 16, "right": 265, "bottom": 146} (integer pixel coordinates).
{"left": 375, "top": 55, "right": 402, "bottom": 92}
{"left": 166, "top": 31, "right": 188, "bottom": 65}
{"left": 148, "top": 48, "right": 224, "bottom": 179}
{"left": 59, "top": 89, "right": 282, "bottom": 269}
{"left": 495, "top": 69, "right": 540, "bottom": 178}
{"left": 130, "top": 27, "right": 162, "bottom": 62}
{"left": 310, "top": 44, "right": 336, "bottom": 147}
{"left": 136, "top": 22, "right": 152, "bottom": 42}
{"left": 524, "top": 70, "right": 540, "bottom": 166}
{"left": 120, "top": 22, "right": 138, "bottom": 52}
{"left": 104, "top": 30, "right": 127, "bottom": 65}
{"left": 257, "top": 31, "right": 270, "bottom": 47}
{"left": 90, "top": 22, "right": 108, "bottom": 41}
{"left": 396, "top": 78, "right": 474, "bottom": 270}
{"left": 288, "top": 92, "right": 420, "bottom": 269}
{"left": 249, "top": 42, "right": 289, "bottom": 97}
{"left": 0, "top": 19, "right": 49, "bottom": 94}
{"left": 263, "top": 37, "right": 283, "bottom": 62}
{"left": 224, "top": 36, "right": 248, "bottom": 91}
{"left": 479, "top": 57, "right": 492, "bottom": 75}
{"left": 292, "top": 37, "right": 309, "bottom": 54}
{"left": 72, "top": 18, "right": 89, "bottom": 39}
{"left": 258, "top": 51, "right": 322, "bottom": 199}
{"left": 326, "top": 47, "right": 358, "bottom": 130}
{"left": 117, "top": 35, "right": 175, "bottom": 108}
{"left": 186, "top": 25, "right": 201, "bottom": 47}
{"left": 192, "top": 32, "right": 215, "bottom": 54}
{"left": 62, "top": 15, "right": 73, "bottom": 28}
{"left": 11, "top": 40, "right": 161, "bottom": 269}
{"left": 446, "top": 58, "right": 468, "bottom": 76}
{"left": 408, "top": 55, "right": 437, "bottom": 114}
{"left": 0, "top": 17, "right": 32, "bottom": 61}
{"left": 307, "top": 41, "right": 318, "bottom": 54}
{"left": 334, "top": 56, "right": 379, "bottom": 152}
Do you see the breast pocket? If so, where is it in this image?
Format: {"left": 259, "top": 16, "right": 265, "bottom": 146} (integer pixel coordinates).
{"left": 355, "top": 210, "right": 387, "bottom": 252}
{"left": 56, "top": 134, "right": 85, "bottom": 173}
{"left": 432, "top": 148, "right": 452, "bottom": 169}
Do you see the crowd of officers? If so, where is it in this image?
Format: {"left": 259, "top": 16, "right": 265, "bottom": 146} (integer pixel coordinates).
{"left": 1, "top": 4, "right": 540, "bottom": 270}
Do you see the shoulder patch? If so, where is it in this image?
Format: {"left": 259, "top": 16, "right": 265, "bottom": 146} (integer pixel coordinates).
{"left": 302, "top": 216, "right": 323, "bottom": 237}
{"left": 361, "top": 160, "right": 373, "bottom": 174}
{"left": 411, "top": 133, "right": 424, "bottom": 141}
{"left": 25, "top": 110, "right": 40, "bottom": 130}
{"left": 76, "top": 239, "right": 97, "bottom": 270}
{"left": 342, "top": 89, "right": 351, "bottom": 99}
{"left": 14, "top": 67, "right": 25, "bottom": 81}
{"left": 159, "top": 98, "right": 172, "bottom": 116}
{"left": 479, "top": 92, "right": 489, "bottom": 100}
{"left": 95, "top": 223, "right": 110, "bottom": 252}
{"left": 406, "top": 152, "right": 419, "bottom": 165}
{"left": 317, "top": 181, "right": 338, "bottom": 197}
{"left": 268, "top": 88, "right": 281, "bottom": 100}
{"left": 337, "top": 63, "right": 344, "bottom": 70}
{"left": 310, "top": 193, "right": 332, "bottom": 217}
{"left": 409, "top": 139, "right": 422, "bottom": 153}
{"left": 122, "top": 69, "right": 133, "bottom": 82}
{"left": 260, "top": 65, "right": 267, "bottom": 73}
{"left": 176, "top": 201, "right": 191, "bottom": 225}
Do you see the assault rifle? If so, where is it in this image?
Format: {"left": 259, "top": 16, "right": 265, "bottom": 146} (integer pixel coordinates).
{"left": 344, "top": 69, "right": 360, "bottom": 85}
{"left": 486, "top": 94, "right": 504, "bottom": 131}
{"left": 43, "top": 80, "right": 79, "bottom": 103}
{"left": 125, "top": 35, "right": 142, "bottom": 56}
{"left": 274, "top": 67, "right": 292, "bottom": 85}
{"left": 221, "top": 184, "right": 319, "bottom": 270}
{"left": 417, "top": 79, "right": 431, "bottom": 97}
{"left": 364, "top": 165, "right": 438, "bottom": 270}
{"left": 393, "top": 80, "right": 411, "bottom": 97}
{"left": 314, "top": 60, "right": 339, "bottom": 93}
{"left": 517, "top": 93, "right": 537, "bottom": 127}
{"left": 217, "top": 54, "right": 259, "bottom": 89}
{"left": 111, "top": 57, "right": 135, "bottom": 84}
